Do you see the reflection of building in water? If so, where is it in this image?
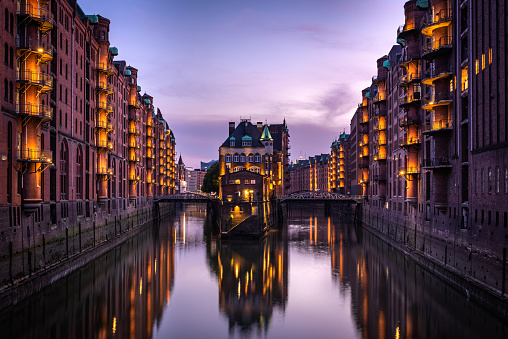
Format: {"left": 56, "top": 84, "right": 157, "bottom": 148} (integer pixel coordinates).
{"left": 1, "top": 221, "right": 175, "bottom": 339}
{"left": 207, "top": 232, "right": 288, "bottom": 335}
{"left": 329, "top": 215, "right": 505, "bottom": 339}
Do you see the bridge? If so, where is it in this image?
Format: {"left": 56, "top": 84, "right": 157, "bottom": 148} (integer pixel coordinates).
{"left": 155, "top": 192, "right": 217, "bottom": 202}
{"left": 278, "top": 191, "right": 358, "bottom": 202}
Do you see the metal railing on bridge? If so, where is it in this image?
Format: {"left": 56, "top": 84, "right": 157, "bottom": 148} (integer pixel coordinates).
{"left": 156, "top": 192, "right": 217, "bottom": 201}
{"left": 278, "top": 191, "right": 357, "bottom": 202}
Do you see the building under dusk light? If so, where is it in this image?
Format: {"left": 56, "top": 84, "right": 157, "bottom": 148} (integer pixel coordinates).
{"left": 0, "top": 0, "right": 177, "bottom": 286}
{"left": 328, "top": 0, "right": 508, "bottom": 297}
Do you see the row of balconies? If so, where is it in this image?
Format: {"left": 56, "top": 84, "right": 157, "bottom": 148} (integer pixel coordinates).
{"left": 17, "top": 2, "right": 54, "bottom": 33}
{"left": 16, "top": 38, "right": 53, "bottom": 63}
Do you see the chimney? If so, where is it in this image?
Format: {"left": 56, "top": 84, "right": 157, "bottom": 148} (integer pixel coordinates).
{"left": 257, "top": 122, "right": 263, "bottom": 132}
{"left": 229, "top": 122, "right": 235, "bottom": 135}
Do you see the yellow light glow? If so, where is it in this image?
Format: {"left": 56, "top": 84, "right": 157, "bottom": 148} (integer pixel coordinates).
{"left": 399, "top": 170, "right": 405, "bottom": 176}
{"left": 140, "top": 277, "right": 143, "bottom": 295}
{"left": 112, "top": 317, "right": 117, "bottom": 334}
{"left": 235, "top": 264, "right": 239, "bottom": 278}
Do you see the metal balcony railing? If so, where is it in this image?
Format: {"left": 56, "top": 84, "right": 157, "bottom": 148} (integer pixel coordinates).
{"left": 422, "top": 157, "right": 452, "bottom": 168}
{"left": 97, "top": 140, "right": 113, "bottom": 150}
{"left": 96, "top": 81, "right": 113, "bottom": 93}
{"left": 421, "top": 9, "right": 452, "bottom": 36}
{"left": 96, "top": 102, "right": 114, "bottom": 112}
{"left": 17, "top": 70, "right": 53, "bottom": 91}
{"left": 128, "top": 127, "right": 141, "bottom": 135}
{"left": 423, "top": 36, "right": 452, "bottom": 55}
{"left": 399, "top": 136, "right": 421, "bottom": 148}
{"left": 18, "top": 148, "right": 52, "bottom": 163}
{"left": 399, "top": 114, "right": 420, "bottom": 128}
{"left": 96, "top": 63, "right": 114, "bottom": 74}
{"left": 16, "top": 38, "right": 54, "bottom": 63}
{"left": 421, "top": 91, "right": 452, "bottom": 109}
{"left": 97, "top": 167, "right": 113, "bottom": 176}
{"left": 399, "top": 92, "right": 421, "bottom": 106}
{"left": 16, "top": 103, "right": 53, "bottom": 120}
{"left": 399, "top": 72, "right": 421, "bottom": 84}
{"left": 95, "top": 121, "right": 113, "bottom": 130}
{"left": 422, "top": 119, "right": 453, "bottom": 133}
{"left": 17, "top": 3, "right": 54, "bottom": 33}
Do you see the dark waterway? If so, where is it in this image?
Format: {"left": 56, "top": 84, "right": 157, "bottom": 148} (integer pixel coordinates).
{"left": 1, "top": 203, "right": 506, "bottom": 339}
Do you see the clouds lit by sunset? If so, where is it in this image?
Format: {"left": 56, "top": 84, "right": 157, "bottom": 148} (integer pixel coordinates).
{"left": 80, "top": 0, "right": 406, "bottom": 167}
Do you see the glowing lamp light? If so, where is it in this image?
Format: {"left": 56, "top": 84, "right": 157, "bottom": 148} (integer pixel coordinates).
{"left": 38, "top": 48, "right": 44, "bottom": 53}
{"left": 399, "top": 170, "right": 405, "bottom": 176}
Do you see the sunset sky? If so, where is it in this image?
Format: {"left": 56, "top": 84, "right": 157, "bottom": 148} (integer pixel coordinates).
{"left": 80, "top": 0, "right": 406, "bottom": 168}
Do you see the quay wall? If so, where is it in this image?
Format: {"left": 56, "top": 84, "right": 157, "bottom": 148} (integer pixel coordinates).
{"left": 330, "top": 201, "right": 508, "bottom": 316}
{"left": 0, "top": 198, "right": 175, "bottom": 311}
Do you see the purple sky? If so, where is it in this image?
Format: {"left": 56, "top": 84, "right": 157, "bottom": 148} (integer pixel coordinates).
{"left": 79, "top": 0, "right": 406, "bottom": 168}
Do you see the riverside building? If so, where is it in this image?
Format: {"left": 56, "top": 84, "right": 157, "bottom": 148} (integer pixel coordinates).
{"left": 331, "top": 0, "right": 508, "bottom": 298}
{"left": 0, "top": 0, "right": 176, "bottom": 287}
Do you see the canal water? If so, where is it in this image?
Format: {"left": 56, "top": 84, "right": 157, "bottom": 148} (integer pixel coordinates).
{"left": 1, "top": 203, "right": 506, "bottom": 339}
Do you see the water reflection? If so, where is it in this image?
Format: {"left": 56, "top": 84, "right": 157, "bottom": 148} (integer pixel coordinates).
{"left": 0, "top": 217, "right": 176, "bottom": 339}
{"left": 1, "top": 204, "right": 507, "bottom": 339}
{"left": 207, "top": 229, "right": 288, "bottom": 336}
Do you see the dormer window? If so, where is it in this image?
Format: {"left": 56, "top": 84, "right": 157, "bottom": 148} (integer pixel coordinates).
{"left": 242, "top": 135, "right": 252, "bottom": 146}
{"left": 230, "top": 136, "right": 236, "bottom": 147}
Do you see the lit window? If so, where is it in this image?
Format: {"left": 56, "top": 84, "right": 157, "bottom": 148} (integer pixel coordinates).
{"left": 475, "top": 59, "right": 479, "bottom": 74}
{"left": 234, "top": 179, "right": 240, "bottom": 184}
{"left": 251, "top": 179, "right": 256, "bottom": 184}
{"left": 245, "top": 180, "right": 250, "bottom": 184}
{"left": 481, "top": 53, "right": 485, "bottom": 70}
{"left": 489, "top": 48, "right": 492, "bottom": 64}
{"left": 229, "top": 180, "right": 235, "bottom": 184}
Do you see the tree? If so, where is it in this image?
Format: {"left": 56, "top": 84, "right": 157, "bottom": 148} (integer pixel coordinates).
{"left": 201, "top": 161, "right": 219, "bottom": 194}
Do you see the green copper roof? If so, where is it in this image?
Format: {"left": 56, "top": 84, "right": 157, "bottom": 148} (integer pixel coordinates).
{"left": 109, "top": 46, "right": 118, "bottom": 56}
{"left": 416, "top": 0, "right": 429, "bottom": 8}
{"left": 229, "top": 136, "right": 235, "bottom": 140}
{"left": 137, "top": 85, "right": 141, "bottom": 92}
{"left": 365, "top": 92, "right": 371, "bottom": 99}
{"left": 144, "top": 98, "right": 151, "bottom": 104}
{"left": 124, "top": 69, "right": 131, "bottom": 76}
{"left": 397, "top": 38, "right": 406, "bottom": 47}
{"left": 383, "top": 59, "right": 390, "bottom": 70}
{"left": 260, "top": 125, "right": 273, "bottom": 141}
{"left": 85, "top": 15, "right": 99, "bottom": 24}
{"left": 242, "top": 135, "right": 252, "bottom": 141}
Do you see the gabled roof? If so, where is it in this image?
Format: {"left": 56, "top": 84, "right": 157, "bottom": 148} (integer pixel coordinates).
{"left": 220, "top": 121, "right": 264, "bottom": 148}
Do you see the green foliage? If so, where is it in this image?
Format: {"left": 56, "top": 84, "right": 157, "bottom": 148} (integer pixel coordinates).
{"left": 201, "top": 162, "right": 219, "bottom": 193}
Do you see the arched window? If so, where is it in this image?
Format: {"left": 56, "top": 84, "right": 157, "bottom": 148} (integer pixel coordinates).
{"left": 7, "top": 122, "right": 12, "bottom": 203}
{"left": 255, "top": 154, "right": 261, "bottom": 162}
{"left": 233, "top": 166, "right": 243, "bottom": 173}
{"left": 111, "top": 159, "right": 116, "bottom": 197}
{"left": 225, "top": 153, "right": 231, "bottom": 162}
{"left": 249, "top": 167, "right": 260, "bottom": 174}
{"left": 233, "top": 153, "right": 239, "bottom": 162}
{"left": 76, "top": 146, "right": 83, "bottom": 199}
{"left": 60, "top": 140, "right": 69, "bottom": 200}
{"left": 9, "top": 13, "right": 13, "bottom": 35}
{"left": 248, "top": 154, "right": 254, "bottom": 162}
{"left": 9, "top": 81, "right": 13, "bottom": 102}
{"left": 240, "top": 153, "right": 246, "bottom": 162}
{"left": 118, "top": 161, "right": 123, "bottom": 198}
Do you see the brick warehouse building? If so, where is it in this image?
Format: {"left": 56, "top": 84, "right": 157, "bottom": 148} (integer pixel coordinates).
{"left": 0, "top": 0, "right": 176, "bottom": 287}
{"left": 289, "top": 154, "right": 331, "bottom": 193}
{"left": 330, "top": 0, "right": 508, "bottom": 299}
{"left": 218, "top": 119, "right": 290, "bottom": 202}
